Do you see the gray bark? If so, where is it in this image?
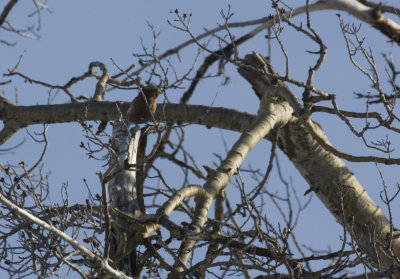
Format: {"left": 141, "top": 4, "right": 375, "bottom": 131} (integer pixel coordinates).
{"left": 106, "top": 121, "right": 141, "bottom": 277}
{"left": 238, "top": 52, "right": 400, "bottom": 276}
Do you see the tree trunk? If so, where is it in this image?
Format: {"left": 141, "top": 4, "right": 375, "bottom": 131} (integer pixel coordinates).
{"left": 107, "top": 121, "right": 141, "bottom": 277}
{"left": 238, "top": 52, "right": 400, "bottom": 277}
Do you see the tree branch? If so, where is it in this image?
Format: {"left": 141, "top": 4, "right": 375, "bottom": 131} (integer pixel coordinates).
{"left": 239, "top": 52, "right": 400, "bottom": 276}
{"left": 0, "top": 188, "right": 132, "bottom": 279}
{"left": 0, "top": 0, "right": 18, "bottom": 27}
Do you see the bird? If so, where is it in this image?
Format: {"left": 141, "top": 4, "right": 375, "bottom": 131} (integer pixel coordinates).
{"left": 127, "top": 84, "right": 161, "bottom": 124}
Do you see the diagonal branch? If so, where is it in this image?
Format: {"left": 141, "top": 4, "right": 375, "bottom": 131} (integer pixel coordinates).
{"left": 172, "top": 66, "right": 295, "bottom": 275}
{"left": 0, "top": 0, "right": 18, "bottom": 27}
{"left": 239, "top": 52, "right": 400, "bottom": 277}
{"left": 318, "top": 0, "right": 400, "bottom": 44}
{"left": 0, "top": 188, "right": 132, "bottom": 279}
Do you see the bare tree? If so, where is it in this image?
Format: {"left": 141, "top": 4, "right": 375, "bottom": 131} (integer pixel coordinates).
{"left": 1, "top": 0, "right": 400, "bottom": 278}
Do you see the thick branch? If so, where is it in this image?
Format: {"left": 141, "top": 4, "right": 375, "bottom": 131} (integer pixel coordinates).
{"left": 238, "top": 52, "right": 400, "bottom": 276}
{"left": 174, "top": 78, "right": 294, "bottom": 273}
{"left": 2, "top": 89, "right": 400, "bottom": 275}
{"left": 0, "top": 0, "right": 18, "bottom": 27}
{"left": 319, "top": 0, "right": 400, "bottom": 44}
{"left": 0, "top": 100, "right": 256, "bottom": 146}
{"left": 2, "top": 101, "right": 400, "bottom": 165}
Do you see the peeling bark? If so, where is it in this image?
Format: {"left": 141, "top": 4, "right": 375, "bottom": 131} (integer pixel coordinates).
{"left": 106, "top": 121, "right": 141, "bottom": 277}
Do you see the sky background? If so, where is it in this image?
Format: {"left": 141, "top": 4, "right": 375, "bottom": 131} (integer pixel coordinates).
{"left": 1, "top": 0, "right": 400, "bottom": 277}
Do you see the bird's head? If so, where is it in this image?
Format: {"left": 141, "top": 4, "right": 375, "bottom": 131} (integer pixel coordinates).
{"left": 142, "top": 84, "right": 162, "bottom": 98}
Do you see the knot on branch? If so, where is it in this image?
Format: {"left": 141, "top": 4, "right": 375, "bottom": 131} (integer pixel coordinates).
{"left": 238, "top": 52, "right": 304, "bottom": 118}
{"left": 238, "top": 52, "right": 279, "bottom": 99}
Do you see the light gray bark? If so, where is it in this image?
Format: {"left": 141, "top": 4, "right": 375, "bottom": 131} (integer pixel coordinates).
{"left": 174, "top": 57, "right": 295, "bottom": 272}
{"left": 106, "top": 121, "right": 141, "bottom": 277}
{"left": 238, "top": 52, "right": 400, "bottom": 276}
{"left": 107, "top": 122, "right": 139, "bottom": 212}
